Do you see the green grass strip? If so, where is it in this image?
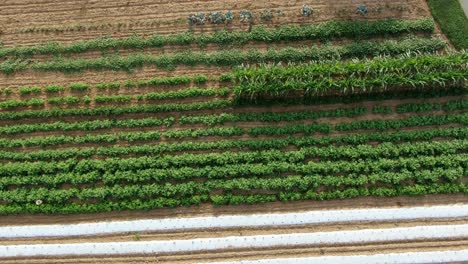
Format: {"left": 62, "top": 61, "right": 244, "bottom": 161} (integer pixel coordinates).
{"left": 427, "top": 0, "right": 468, "bottom": 49}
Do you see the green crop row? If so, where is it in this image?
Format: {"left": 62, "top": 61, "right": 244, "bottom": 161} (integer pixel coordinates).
{"left": 335, "top": 112, "right": 467, "bottom": 131}
{"left": 232, "top": 52, "right": 467, "bottom": 100}
{"left": 212, "top": 183, "right": 466, "bottom": 206}
{"left": 48, "top": 96, "right": 80, "bottom": 105}
{"left": 0, "top": 117, "right": 175, "bottom": 135}
{"left": 0, "top": 86, "right": 464, "bottom": 122}
{"left": 396, "top": 99, "right": 468, "bottom": 113}
{"left": 0, "top": 37, "right": 445, "bottom": 74}
{"left": 1, "top": 127, "right": 466, "bottom": 162}
{"left": 0, "top": 136, "right": 466, "bottom": 177}
{"left": 1, "top": 97, "right": 461, "bottom": 135}
{"left": 0, "top": 86, "right": 229, "bottom": 109}
{"left": 136, "top": 87, "right": 230, "bottom": 101}
{"left": 2, "top": 112, "right": 465, "bottom": 149}
{"left": 0, "top": 105, "right": 365, "bottom": 135}
{"left": 0, "top": 99, "right": 232, "bottom": 121}
{"left": 1, "top": 165, "right": 463, "bottom": 205}
{"left": 179, "top": 106, "right": 366, "bottom": 126}
{"left": 0, "top": 18, "right": 435, "bottom": 58}
{"left": 2, "top": 182, "right": 464, "bottom": 214}
{"left": 0, "top": 98, "right": 44, "bottom": 109}
{"left": 233, "top": 52, "right": 466, "bottom": 82}
{"left": 0, "top": 150, "right": 464, "bottom": 189}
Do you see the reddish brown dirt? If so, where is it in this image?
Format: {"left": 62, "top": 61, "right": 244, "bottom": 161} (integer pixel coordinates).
{"left": 0, "top": 194, "right": 465, "bottom": 226}
{"left": 0, "top": 0, "right": 431, "bottom": 47}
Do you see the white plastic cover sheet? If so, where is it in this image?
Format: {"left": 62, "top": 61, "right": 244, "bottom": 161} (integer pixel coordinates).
{"left": 1, "top": 204, "right": 467, "bottom": 238}
{"left": 204, "top": 250, "right": 468, "bottom": 264}
{"left": 0, "top": 224, "right": 466, "bottom": 257}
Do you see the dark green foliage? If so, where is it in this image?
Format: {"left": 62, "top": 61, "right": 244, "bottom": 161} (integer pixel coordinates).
{"left": 427, "top": 0, "right": 468, "bottom": 49}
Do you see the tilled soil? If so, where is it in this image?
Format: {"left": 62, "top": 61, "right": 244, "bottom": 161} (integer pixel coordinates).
{"left": 0, "top": 194, "right": 466, "bottom": 226}
{"left": 0, "top": 0, "right": 431, "bottom": 47}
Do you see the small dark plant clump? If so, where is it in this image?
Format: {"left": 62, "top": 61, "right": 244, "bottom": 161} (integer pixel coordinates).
{"left": 356, "top": 4, "right": 368, "bottom": 15}
{"left": 260, "top": 10, "right": 274, "bottom": 22}
{"left": 240, "top": 10, "right": 254, "bottom": 23}
{"left": 188, "top": 12, "right": 207, "bottom": 26}
{"left": 301, "top": 4, "right": 313, "bottom": 17}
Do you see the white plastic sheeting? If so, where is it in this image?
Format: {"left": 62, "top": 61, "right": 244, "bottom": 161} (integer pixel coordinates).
{"left": 0, "top": 224, "right": 467, "bottom": 257}
{"left": 204, "top": 250, "right": 468, "bottom": 264}
{"left": 1, "top": 204, "right": 467, "bottom": 238}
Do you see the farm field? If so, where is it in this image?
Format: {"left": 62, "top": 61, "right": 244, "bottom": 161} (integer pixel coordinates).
{"left": 0, "top": 0, "right": 466, "bottom": 262}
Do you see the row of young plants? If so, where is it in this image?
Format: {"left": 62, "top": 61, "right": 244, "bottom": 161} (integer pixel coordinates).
{"left": 98, "top": 87, "right": 231, "bottom": 104}
{"left": 1, "top": 146, "right": 464, "bottom": 189}
{"left": 0, "top": 170, "right": 464, "bottom": 212}
{"left": 1, "top": 127, "right": 465, "bottom": 162}
{"left": 1, "top": 182, "right": 464, "bottom": 214}
{"left": 0, "top": 75, "right": 209, "bottom": 98}
{"left": 335, "top": 112, "right": 467, "bottom": 131}
{"left": 212, "top": 183, "right": 466, "bottom": 206}
{"left": 1, "top": 97, "right": 464, "bottom": 135}
{"left": 0, "top": 86, "right": 463, "bottom": 122}
{"left": 179, "top": 106, "right": 366, "bottom": 126}
{"left": 0, "top": 149, "right": 464, "bottom": 197}
{"left": 396, "top": 99, "right": 468, "bottom": 113}
{"left": 0, "top": 106, "right": 365, "bottom": 135}
{"left": 1, "top": 112, "right": 465, "bottom": 149}
{"left": 0, "top": 18, "right": 435, "bottom": 58}
{"left": 0, "top": 37, "right": 446, "bottom": 74}
{"left": 1, "top": 86, "right": 228, "bottom": 109}
{"left": 1, "top": 163, "right": 463, "bottom": 204}
{"left": 232, "top": 52, "right": 467, "bottom": 100}
{"left": 0, "top": 117, "right": 175, "bottom": 135}
{"left": 0, "top": 99, "right": 232, "bottom": 121}
{"left": 0, "top": 98, "right": 44, "bottom": 109}
{"left": 0, "top": 136, "right": 466, "bottom": 177}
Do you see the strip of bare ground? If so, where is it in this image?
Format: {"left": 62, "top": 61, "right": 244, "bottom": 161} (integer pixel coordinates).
{"left": 0, "top": 194, "right": 466, "bottom": 226}
{"left": 0, "top": 0, "right": 430, "bottom": 47}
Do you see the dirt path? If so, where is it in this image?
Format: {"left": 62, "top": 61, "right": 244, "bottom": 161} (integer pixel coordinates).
{"left": 0, "top": 194, "right": 465, "bottom": 226}
{"left": 0, "top": 0, "right": 430, "bottom": 47}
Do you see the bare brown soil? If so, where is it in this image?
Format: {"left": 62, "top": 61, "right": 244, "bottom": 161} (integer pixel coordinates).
{"left": 0, "top": 194, "right": 465, "bottom": 226}
{"left": 0, "top": 65, "right": 228, "bottom": 93}
{"left": 0, "top": 0, "right": 431, "bottom": 47}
